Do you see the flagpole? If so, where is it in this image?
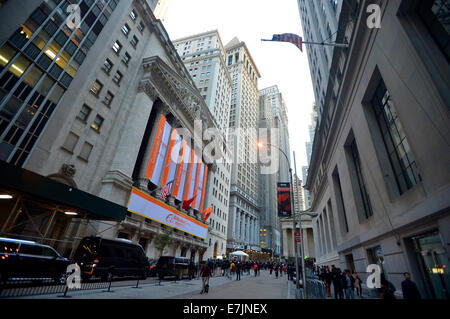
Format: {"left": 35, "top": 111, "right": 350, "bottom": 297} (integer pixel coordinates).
{"left": 261, "top": 39, "right": 348, "bottom": 48}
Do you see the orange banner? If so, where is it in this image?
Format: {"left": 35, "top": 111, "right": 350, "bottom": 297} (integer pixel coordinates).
{"left": 160, "top": 128, "right": 178, "bottom": 186}
{"left": 183, "top": 149, "right": 195, "bottom": 201}
{"left": 192, "top": 161, "right": 202, "bottom": 209}
{"left": 145, "top": 114, "right": 166, "bottom": 180}
{"left": 199, "top": 165, "right": 208, "bottom": 212}
{"left": 172, "top": 140, "right": 186, "bottom": 199}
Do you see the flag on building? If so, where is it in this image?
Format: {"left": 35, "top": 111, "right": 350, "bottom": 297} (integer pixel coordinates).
{"left": 271, "top": 33, "right": 303, "bottom": 52}
{"left": 203, "top": 206, "right": 212, "bottom": 222}
{"left": 182, "top": 193, "right": 196, "bottom": 210}
{"left": 161, "top": 180, "right": 174, "bottom": 200}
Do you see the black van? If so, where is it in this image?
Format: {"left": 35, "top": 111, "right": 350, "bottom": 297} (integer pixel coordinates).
{"left": 156, "top": 256, "right": 190, "bottom": 280}
{"left": 72, "top": 237, "right": 149, "bottom": 281}
{"left": 0, "top": 237, "right": 70, "bottom": 283}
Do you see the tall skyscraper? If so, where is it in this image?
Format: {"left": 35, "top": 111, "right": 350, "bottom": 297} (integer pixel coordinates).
{"left": 225, "top": 37, "right": 261, "bottom": 252}
{"left": 258, "top": 85, "right": 291, "bottom": 256}
{"left": 297, "top": 0, "right": 343, "bottom": 124}
{"left": 172, "top": 30, "right": 232, "bottom": 259}
{"left": 147, "top": 0, "right": 170, "bottom": 23}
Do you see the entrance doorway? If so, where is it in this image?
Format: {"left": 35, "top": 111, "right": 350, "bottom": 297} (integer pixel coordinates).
{"left": 345, "top": 253, "right": 355, "bottom": 272}
{"left": 412, "top": 231, "right": 449, "bottom": 299}
{"left": 213, "top": 242, "right": 218, "bottom": 259}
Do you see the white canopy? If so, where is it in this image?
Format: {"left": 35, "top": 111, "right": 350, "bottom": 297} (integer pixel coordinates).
{"left": 229, "top": 250, "right": 249, "bottom": 257}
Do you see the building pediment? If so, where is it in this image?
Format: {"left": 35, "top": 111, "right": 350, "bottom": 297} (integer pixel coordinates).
{"left": 139, "top": 56, "right": 217, "bottom": 132}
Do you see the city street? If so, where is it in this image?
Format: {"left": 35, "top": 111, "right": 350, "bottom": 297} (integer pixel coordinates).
{"left": 17, "top": 270, "right": 294, "bottom": 299}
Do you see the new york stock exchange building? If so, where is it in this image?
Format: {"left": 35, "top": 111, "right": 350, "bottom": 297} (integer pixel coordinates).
{"left": 0, "top": 0, "right": 223, "bottom": 262}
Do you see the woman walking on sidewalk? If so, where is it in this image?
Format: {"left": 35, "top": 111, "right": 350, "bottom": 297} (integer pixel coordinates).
{"left": 200, "top": 262, "right": 211, "bottom": 294}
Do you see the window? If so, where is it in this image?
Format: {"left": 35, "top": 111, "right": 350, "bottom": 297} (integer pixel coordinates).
{"left": 77, "top": 104, "right": 92, "bottom": 122}
{"left": 112, "top": 40, "right": 122, "bottom": 54}
{"left": 103, "top": 91, "right": 114, "bottom": 106}
{"left": 113, "top": 71, "right": 123, "bottom": 85}
{"left": 62, "top": 132, "right": 79, "bottom": 153}
{"left": 418, "top": 0, "right": 450, "bottom": 62}
{"left": 348, "top": 138, "right": 373, "bottom": 219}
{"left": 90, "top": 80, "right": 103, "bottom": 96}
{"left": 91, "top": 115, "right": 104, "bottom": 132}
{"left": 102, "top": 58, "right": 114, "bottom": 74}
{"left": 121, "top": 23, "right": 130, "bottom": 36}
{"left": 79, "top": 142, "right": 93, "bottom": 161}
{"left": 122, "top": 52, "right": 131, "bottom": 65}
{"left": 371, "top": 79, "right": 421, "bottom": 195}
{"left": 130, "top": 35, "right": 139, "bottom": 48}
{"left": 130, "top": 10, "right": 137, "bottom": 21}
{"left": 137, "top": 21, "right": 145, "bottom": 33}
{"left": 332, "top": 167, "right": 349, "bottom": 233}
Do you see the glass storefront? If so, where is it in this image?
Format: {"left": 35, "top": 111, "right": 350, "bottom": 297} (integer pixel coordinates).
{"left": 412, "top": 230, "right": 450, "bottom": 299}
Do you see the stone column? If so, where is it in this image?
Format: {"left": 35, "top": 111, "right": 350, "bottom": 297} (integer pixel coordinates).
{"left": 320, "top": 215, "right": 327, "bottom": 256}
{"left": 236, "top": 210, "right": 240, "bottom": 242}
{"left": 282, "top": 226, "right": 289, "bottom": 257}
{"left": 317, "top": 219, "right": 323, "bottom": 257}
{"left": 324, "top": 211, "right": 332, "bottom": 253}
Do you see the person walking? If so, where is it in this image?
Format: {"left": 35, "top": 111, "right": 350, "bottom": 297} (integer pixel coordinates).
{"left": 352, "top": 271, "right": 362, "bottom": 297}
{"left": 236, "top": 262, "right": 242, "bottom": 281}
{"left": 325, "top": 268, "right": 332, "bottom": 297}
{"left": 401, "top": 272, "right": 421, "bottom": 300}
{"left": 229, "top": 261, "right": 235, "bottom": 280}
{"left": 378, "top": 273, "right": 397, "bottom": 299}
{"left": 200, "top": 262, "right": 211, "bottom": 294}
{"left": 275, "top": 264, "right": 279, "bottom": 279}
{"left": 269, "top": 262, "right": 273, "bottom": 276}
{"left": 253, "top": 262, "right": 258, "bottom": 277}
{"left": 188, "top": 259, "right": 196, "bottom": 280}
{"left": 332, "top": 268, "right": 344, "bottom": 299}
{"left": 343, "top": 269, "right": 355, "bottom": 299}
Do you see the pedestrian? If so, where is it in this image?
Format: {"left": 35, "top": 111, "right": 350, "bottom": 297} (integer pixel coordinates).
{"left": 325, "top": 268, "right": 332, "bottom": 297}
{"left": 229, "top": 261, "right": 235, "bottom": 280}
{"left": 200, "top": 262, "right": 211, "bottom": 294}
{"left": 275, "top": 264, "right": 279, "bottom": 279}
{"left": 253, "top": 262, "right": 258, "bottom": 277}
{"left": 236, "top": 261, "right": 242, "bottom": 281}
{"left": 352, "top": 271, "right": 362, "bottom": 297}
{"left": 332, "top": 268, "right": 344, "bottom": 299}
{"left": 188, "top": 259, "right": 196, "bottom": 280}
{"left": 269, "top": 262, "right": 273, "bottom": 276}
{"left": 401, "top": 272, "right": 421, "bottom": 300}
{"left": 279, "top": 263, "right": 283, "bottom": 277}
{"left": 378, "top": 273, "right": 396, "bottom": 299}
{"left": 343, "top": 269, "right": 355, "bottom": 299}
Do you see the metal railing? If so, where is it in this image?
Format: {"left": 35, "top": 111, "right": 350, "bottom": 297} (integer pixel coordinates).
{"left": 0, "top": 274, "right": 162, "bottom": 298}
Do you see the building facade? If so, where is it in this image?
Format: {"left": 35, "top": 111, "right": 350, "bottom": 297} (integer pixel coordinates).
{"left": 306, "top": 0, "right": 450, "bottom": 299}
{"left": 172, "top": 30, "right": 232, "bottom": 260}
{"left": 225, "top": 37, "right": 261, "bottom": 252}
{"left": 297, "top": 0, "right": 343, "bottom": 123}
{"left": 0, "top": 0, "right": 218, "bottom": 262}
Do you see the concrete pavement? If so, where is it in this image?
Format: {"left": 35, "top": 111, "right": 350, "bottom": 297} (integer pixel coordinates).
{"left": 17, "top": 270, "right": 292, "bottom": 299}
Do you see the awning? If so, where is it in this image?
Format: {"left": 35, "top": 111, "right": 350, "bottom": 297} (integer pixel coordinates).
{"left": 0, "top": 160, "right": 127, "bottom": 221}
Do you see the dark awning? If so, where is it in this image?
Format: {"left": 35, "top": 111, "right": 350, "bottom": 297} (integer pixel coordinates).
{"left": 0, "top": 160, "right": 126, "bottom": 221}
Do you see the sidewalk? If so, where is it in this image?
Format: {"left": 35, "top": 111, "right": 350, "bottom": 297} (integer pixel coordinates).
{"left": 18, "top": 271, "right": 260, "bottom": 299}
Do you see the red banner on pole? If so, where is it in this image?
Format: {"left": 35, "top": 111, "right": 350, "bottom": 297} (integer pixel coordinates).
{"left": 295, "top": 232, "right": 301, "bottom": 243}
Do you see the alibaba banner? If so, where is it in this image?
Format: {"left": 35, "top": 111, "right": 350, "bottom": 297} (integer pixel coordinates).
{"left": 127, "top": 188, "right": 208, "bottom": 239}
{"left": 277, "top": 182, "right": 292, "bottom": 217}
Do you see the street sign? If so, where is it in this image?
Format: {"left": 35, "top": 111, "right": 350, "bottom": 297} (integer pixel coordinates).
{"left": 294, "top": 232, "right": 301, "bottom": 243}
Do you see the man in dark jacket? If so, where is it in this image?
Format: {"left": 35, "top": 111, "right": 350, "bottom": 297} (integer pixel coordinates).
{"left": 401, "top": 272, "right": 421, "bottom": 299}
{"left": 236, "top": 262, "right": 242, "bottom": 281}
{"left": 332, "top": 268, "right": 344, "bottom": 299}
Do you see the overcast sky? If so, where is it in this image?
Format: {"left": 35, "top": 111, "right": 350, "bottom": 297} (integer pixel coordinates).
{"left": 164, "top": 0, "right": 315, "bottom": 175}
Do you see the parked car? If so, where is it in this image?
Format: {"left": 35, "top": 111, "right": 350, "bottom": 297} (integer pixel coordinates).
{"left": 156, "top": 256, "right": 190, "bottom": 280}
{"left": 72, "top": 236, "right": 149, "bottom": 282}
{"left": 0, "top": 237, "right": 70, "bottom": 284}
{"left": 147, "top": 259, "right": 158, "bottom": 277}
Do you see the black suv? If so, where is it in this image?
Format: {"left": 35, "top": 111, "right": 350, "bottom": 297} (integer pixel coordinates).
{"left": 156, "top": 256, "right": 190, "bottom": 280}
{"left": 72, "top": 236, "right": 149, "bottom": 281}
{"left": 0, "top": 237, "right": 70, "bottom": 283}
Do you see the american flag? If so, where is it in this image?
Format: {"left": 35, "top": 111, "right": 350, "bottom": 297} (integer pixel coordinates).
{"left": 161, "top": 180, "right": 174, "bottom": 200}
{"left": 271, "top": 33, "right": 303, "bottom": 52}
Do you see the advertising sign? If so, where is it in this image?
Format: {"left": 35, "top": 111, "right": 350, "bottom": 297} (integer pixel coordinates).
{"left": 277, "top": 182, "right": 291, "bottom": 217}
{"left": 127, "top": 188, "right": 208, "bottom": 239}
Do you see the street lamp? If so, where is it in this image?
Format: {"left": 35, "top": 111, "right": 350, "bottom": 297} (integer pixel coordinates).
{"left": 257, "top": 141, "right": 305, "bottom": 298}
